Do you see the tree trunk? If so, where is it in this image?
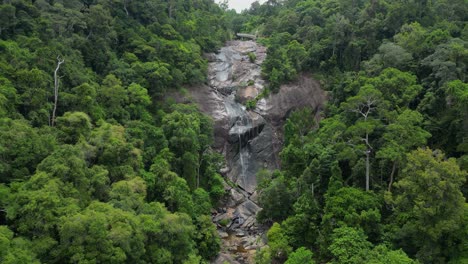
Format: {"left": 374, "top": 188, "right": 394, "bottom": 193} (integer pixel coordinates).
{"left": 197, "top": 161, "right": 200, "bottom": 189}
{"left": 168, "top": 0, "right": 174, "bottom": 18}
{"left": 388, "top": 162, "right": 397, "bottom": 192}
{"left": 365, "top": 131, "right": 371, "bottom": 191}
{"left": 123, "top": 0, "right": 129, "bottom": 16}
{"left": 51, "top": 56, "right": 64, "bottom": 127}
{"left": 365, "top": 149, "right": 370, "bottom": 191}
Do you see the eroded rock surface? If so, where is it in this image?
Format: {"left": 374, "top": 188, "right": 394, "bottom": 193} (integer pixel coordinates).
{"left": 187, "top": 40, "right": 326, "bottom": 264}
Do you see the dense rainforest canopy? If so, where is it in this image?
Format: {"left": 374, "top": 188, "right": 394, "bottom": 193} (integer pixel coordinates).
{"left": 0, "top": 0, "right": 229, "bottom": 263}
{"left": 0, "top": 0, "right": 467, "bottom": 263}
{"left": 238, "top": 0, "right": 467, "bottom": 263}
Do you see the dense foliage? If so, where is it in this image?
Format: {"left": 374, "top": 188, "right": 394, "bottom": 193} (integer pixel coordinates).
{"left": 237, "top": 0, "right": 468, "bottom": 263}
{"left": 0, "top": 0, "right": 467, "bottom": 263}
{"left": 0, "top": 0, "right": 232, "bottom": 263}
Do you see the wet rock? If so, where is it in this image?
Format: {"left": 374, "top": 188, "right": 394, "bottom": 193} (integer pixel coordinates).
{"left": 244, "top": 245, "right": 257, "bottom": 250}
{"left": 234, "top": 200, "right": 260, "bottom": 220}
{"left": 249, "top": 191, "right": 259, "bottom": 203}
{"left": 218, "top": 231, "right": 229, "bottom": 239}
{"left": 193, "top": 41, "right": 326, "bottom": 264}
{"left": 213, "top": 253, "right": 240, "bottom": 264}
{"left": 220, "top": 166, "right": 230, "bottom": 175}
{"left": 226, "top": 188, "right": 246, "bottom": 207}
{"left": 241, "top": 216, "right": 256, "bottom": 230}
{"left": 235, "top": 231, "right": 246, "bottom": 237}
{"left": 240, "top": 236, "right": 256, "bottom": 246}
{"left": 213, "top": 213, "right": 229, "bottom": 223}
{"left": 216, "top": 208, "right": 227, "bottom": 213}
{"left": 187, "top": 85, "right": 230, "bottom": 151}
{"left": 204, "top": 52, "right": 217, "bottom": 62}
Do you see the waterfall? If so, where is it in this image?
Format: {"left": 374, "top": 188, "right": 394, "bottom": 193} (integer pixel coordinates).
{"left": 205, "top": 40, "right": 272, "bottom": 263}
{"left": 238, "top": 133, "right": 245, "bottom": 187}
{"left": 194, "top": 40, "right": 325, "bottom": 263}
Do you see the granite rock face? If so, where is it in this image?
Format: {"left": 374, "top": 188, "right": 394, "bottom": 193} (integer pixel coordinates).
{"left": 192, "top": 41, "right": 326, "bottom": 194}
{"left": 187, "top": 40, "right": 326, "bottom": 264}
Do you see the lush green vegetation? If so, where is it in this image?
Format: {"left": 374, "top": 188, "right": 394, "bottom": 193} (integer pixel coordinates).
{"left": 0, "top": 0, "right": 232, "bottom": 263}
{"left": 0, "top": 0, "right": 467, "bottom": 263}
{"left": 236, "top": 0, "right": 468, "bottom": 263}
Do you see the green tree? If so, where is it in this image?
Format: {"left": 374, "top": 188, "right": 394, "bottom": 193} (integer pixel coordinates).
{"left": 0, "top": 119, "right": 57, "bottom": 183}
{"left": 125, "top": 121, "right": 168, "bottom": 169}
{"left": 377, "top": 110, "right": 431, "bottom": 191}
{"left": 394, "top": 22, "right": 429, "bottom": 58}
{"left": 390, "top": 148, "right": 467, "bottom": 263}
{"left": 55, "top": 111, "right": 92, "bottom": 144}
{"left": 367, "top": 245, "right": 416, "bottom": 264}
{"left": 15, "top": 68, "right": 51, "bottom": 125}
{"left": 0, "top": 226, "right": 40, "bottom": 264}
{"left": 90, "top": 121, "right": 142, "bottom": 182}
{"left": 0, "top": 5, "right": 16, "bottom": 37}
{"left": 6, "top": 172, "right": 80, "bottom": 261}
{"left": 421, "top": 38, "right": 467, "bottom": 86}
{"left": 193, "top": 215, "right": 220, "bottom": 260}
{"left": 68, "top": 82, "right": 104, "bottom": 120}
{"left": 97, "top": 74, "right": 129, "bottom": 122}
{"left": 341, "top": 84, "right": 383, "bottom": 191}
{"left": 444, "top": 80, "right": 468, "bottom": 154}
{"left": 148, "top": 154, "right": 194, "bottom": 215}
{"left": 368, "top": 68, "right": 422, "bottom": 109}
{"left": 58, "top": 202, "right": 145, "bottom": 263}
{"left": 148, "top": 211, "right": 196, "bottom": 263}
{"left": 328, "top": 227, "right": 372, "bottom": 264}
{"left": 322, "top": 187, "right": 381, "bottom": 243}
{"left": 109, "top": 177, "right": 147, "bottom": 212}
{"left": 285, "top": 247, "right": 315, "bottom": 264}
{"left": 36, "top": 145, "right": 109, "bottom": 206}
{"left": 255, "top": 246, "right": 273, "bottom": 264}
{"left": 258, "top": 171, "right": 293, "bottom": 222}
{"left": 267, "top": 222, "right": 292, "bottom": 261}
{"left": 0, "top": 77, "right": 18, "bottom": 118}
{"left": 286, "top": 40, "right": 307, "bottom": 72}
{"left": 126, "top": 82, "right": 151, "bottom": 120}
{"left": 364, "top": 42, "right": 413, "bottom": 75}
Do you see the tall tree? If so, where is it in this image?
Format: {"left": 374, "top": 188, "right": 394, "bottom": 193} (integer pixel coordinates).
{"left": 50, "top": 55, "right": 64, "bottom": 126}
{"left": 377, "top": 110, "right": 431, "bottom": 191}
{"left": 341, "top": 84, "right": 383, "bottom": 191}
{"left": 389, "top": 148, "right": 467, "bottom": 262}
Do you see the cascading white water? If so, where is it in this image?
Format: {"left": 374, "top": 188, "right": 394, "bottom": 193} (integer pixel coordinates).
{"left": 205, "top": 40, "right": 272, "bottom": 264}
{"left": 195, "top": 40, "right": 325, "bottom": 263}
{"left": 231, "top": 103, "right": 252, "bottom": 189}
{"left": 238, "top": 133, "right": 245, "bottom": 186}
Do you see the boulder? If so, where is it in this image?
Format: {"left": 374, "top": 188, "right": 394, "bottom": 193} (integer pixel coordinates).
{"left": 226, "top": 188, "right": 246, "bottom": 207}
{"left": 213, "top": 253, "right": 241, "bottom": 264}
{"left": 236, "top": 85, "right": 258, "bottom": 104}
{"left": 234, "top": 200, "right": 260, "bottom": 220}
{"left": 218, "top": 231, "right": 229, "bottom": 239}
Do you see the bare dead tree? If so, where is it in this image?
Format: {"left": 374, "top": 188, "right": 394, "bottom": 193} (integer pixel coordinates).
{"left": 350, "top": 96, "right": 378, "bottom": 191}
{"left": 123, "top": 0, "right": 130, "bottom": 16}
{"left": 342, "top": 88, "right": 380, "bottom": 191}
{"left": 51, "top": 56, "right": 64, "bottom": 127}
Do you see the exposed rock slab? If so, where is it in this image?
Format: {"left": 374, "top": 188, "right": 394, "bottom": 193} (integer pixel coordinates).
{"left": 186, "top": 40, "right": 326, "bottom": 264}
{"left": 258, "top": 74, "right": 327, "bottom": 129}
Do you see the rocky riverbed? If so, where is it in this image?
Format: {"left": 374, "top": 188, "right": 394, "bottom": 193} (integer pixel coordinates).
{"left": 186, "top": 40, "right": 326, "bottom": 263}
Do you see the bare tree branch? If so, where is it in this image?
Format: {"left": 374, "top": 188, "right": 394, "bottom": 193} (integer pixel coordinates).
{"left": 51, "top": 55, "right": 64, "bottom": 127}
